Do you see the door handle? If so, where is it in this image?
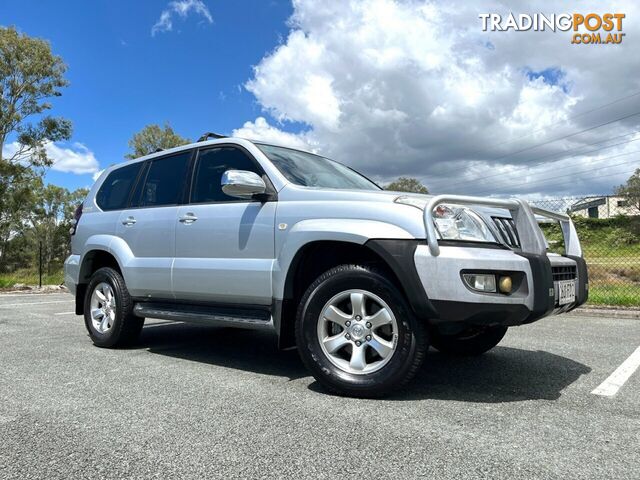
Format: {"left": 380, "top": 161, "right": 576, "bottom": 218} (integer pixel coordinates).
{"left": 122, "top": 216, "right": 136, "bottom": 226}
{"left": 179, "top": 213, "right": 198, "bottom": 224}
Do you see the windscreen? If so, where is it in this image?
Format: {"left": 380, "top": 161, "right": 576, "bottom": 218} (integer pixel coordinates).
{"left": 257, "top": 144, "right": 380, "bottom": 191}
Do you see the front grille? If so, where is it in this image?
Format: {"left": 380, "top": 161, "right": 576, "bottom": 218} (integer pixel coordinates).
{"left": 492, "top": 217, "right": 520, "bottom": 248}
{"left": 552, "top": 265, "right": 577, "bottom": 281}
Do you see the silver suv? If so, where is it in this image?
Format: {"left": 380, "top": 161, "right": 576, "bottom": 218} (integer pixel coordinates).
{"left": 65, "top": 134, "right": 588, "bottom": 397}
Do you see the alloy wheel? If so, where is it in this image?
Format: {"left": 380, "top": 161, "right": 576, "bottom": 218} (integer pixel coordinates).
{"left": 89, "top": 282, "right": 116, "bottom": 333}
{"left": 317, "top": 289, "right": 399, "bottom": 375}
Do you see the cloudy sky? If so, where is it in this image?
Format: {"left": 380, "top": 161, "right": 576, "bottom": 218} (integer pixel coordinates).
{"left": 3, "top": 0, "right": 639, "bottom": 198}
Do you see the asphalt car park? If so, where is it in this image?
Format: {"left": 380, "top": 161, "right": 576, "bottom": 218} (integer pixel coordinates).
{"left": 0, "top": 292, "right": 638, "bottom": 479}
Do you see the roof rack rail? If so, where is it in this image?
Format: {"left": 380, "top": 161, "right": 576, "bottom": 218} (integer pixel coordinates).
{"left": 197, "top": 132, "right": 227, "bottom": 142}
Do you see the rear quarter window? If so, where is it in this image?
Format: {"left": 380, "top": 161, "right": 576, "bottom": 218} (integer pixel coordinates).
{"left": 96, "top": 162, "right": 143, "bottom": 211}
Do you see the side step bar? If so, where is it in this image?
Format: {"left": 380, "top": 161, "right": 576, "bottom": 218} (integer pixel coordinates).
{"left": 133, "top": 302, "right": 274, "bottom": 331}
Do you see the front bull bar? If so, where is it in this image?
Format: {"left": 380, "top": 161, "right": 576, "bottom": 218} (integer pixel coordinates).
{"left": 423, "top": 195, "right": 583, "bottom": 258}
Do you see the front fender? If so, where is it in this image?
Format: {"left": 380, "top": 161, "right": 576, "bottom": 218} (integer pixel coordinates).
{"left": 272, "top": 218, "right": 414, "bottom": 299}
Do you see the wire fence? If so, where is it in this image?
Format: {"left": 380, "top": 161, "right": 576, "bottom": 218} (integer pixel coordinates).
{"left": 0, "top": 194, "right": 638, "bottom": 307}
{"left": 529, "top": 194, "right": 639, "bottom": 307}
{"left": 0, "top": 240, "right": 68, "bottom": 289}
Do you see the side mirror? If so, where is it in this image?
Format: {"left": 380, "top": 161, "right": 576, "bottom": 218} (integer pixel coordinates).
{"left": 221, "top": 170, "right": 267, "bottom": 199}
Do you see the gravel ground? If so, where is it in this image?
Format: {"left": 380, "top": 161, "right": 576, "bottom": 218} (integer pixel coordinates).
{"left": 0, "top": 292, "right": 638, "bottom": 479}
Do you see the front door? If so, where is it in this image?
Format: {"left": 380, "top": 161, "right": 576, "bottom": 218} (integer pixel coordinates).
{"left": 172, "top": 146, "right": 276, "bottom": 305}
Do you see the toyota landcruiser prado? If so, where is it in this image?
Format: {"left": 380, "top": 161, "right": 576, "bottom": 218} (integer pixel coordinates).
{"left": 65, "top": 133, "right": 588, "bottom": 397}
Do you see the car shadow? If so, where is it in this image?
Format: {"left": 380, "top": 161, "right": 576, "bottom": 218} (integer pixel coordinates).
{"left": 138, "top": 323, "right": 591, "bottom": 402}
{"left": 138, "top": 322, "right": 309, "bottom": 381}
{"left": 390, "top": 346, "right": 592, "bottom": 402}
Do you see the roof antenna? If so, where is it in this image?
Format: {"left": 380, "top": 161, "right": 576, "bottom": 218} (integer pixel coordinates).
{"left": 198, "top": 132, "right": 227, "bottom": 142}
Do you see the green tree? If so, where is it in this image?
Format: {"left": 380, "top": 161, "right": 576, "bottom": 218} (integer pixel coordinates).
{"left": 30, "top": 181, "right": 65, "bottom": 272}
{"left": 615, "top": 168, "right": 640, "bottom": 213}
{"left": 0, "top": 26, "right": 71, "bottom": 268}
{"left": 0, "top": 164, "right": 39, "bottom": 267}
{"left": 126, "top": 123, "right": 190, "bottom": 159}
{"left": 0, "top": 26, "right": 71, "bottom": 166}
{"left": 385, "top": 177, "right": 429, "bottom": 194}
{"left": 65, "top": 186, "right": 89, "bottom": 218}
{"left": 28, "top": 183, "right": 88, "bottom": 274}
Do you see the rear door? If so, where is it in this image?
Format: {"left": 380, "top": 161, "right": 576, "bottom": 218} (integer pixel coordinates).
{"left": 116, "top": 151, "right": 193, "bottom": 298}
{"left": 172, "top": 145, "right": 276, "bottom": 304}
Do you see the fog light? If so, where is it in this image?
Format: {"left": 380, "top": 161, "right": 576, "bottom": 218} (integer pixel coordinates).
{"left": 499, "top": 276, "right": 513, "bottom": 294}
{"left": 463, "top": 274, "right": 496, "bottom": 293}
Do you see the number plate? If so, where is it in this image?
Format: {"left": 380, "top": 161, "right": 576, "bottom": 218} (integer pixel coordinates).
{"left": 557, "top": 280, "right": 576, "bottom": 305}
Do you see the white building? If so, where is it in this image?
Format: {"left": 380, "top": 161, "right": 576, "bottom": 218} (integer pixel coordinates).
{"left": 570, "top": 196, "right": 636, "bottom": 219}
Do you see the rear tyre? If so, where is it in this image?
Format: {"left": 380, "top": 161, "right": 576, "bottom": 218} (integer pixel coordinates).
{"left": 430, "top": 325, "right": 508, "bottom": 356}
{"left": 83, "top": 267, "right": 144, "bottom": 348}
{"left": 295, "top": 264, "right": 427, "bottom": 398}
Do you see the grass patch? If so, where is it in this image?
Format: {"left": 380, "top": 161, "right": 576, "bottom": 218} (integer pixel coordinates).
{"left": 2, "top": 243, "right": 638, "bottom": 308}
{"left": 539, "top": 218, "right": 640, "bottom": 307}
{"left": 0, "top": 269, "right": 64, "bottom": 288}
{"left": 589, "top": 284, "right": 640, "bottom": 307}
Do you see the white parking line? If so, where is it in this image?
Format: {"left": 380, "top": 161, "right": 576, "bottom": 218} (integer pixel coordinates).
{"left": 0, "top": 300, "right": 71, "bottom": 308}
{"left": 0, "top": 293, "right": 69, "bottom": 298}
{"left": 54, "top": 311, "right": 76, "bottom": 316}
{"left": 592, "top": 346, "right": 640, "bottom": 397}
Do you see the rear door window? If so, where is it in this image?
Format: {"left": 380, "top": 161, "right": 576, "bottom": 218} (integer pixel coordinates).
{"left": 138, "top": 152, "right": 192, "bottom": 207}
{"left": 96, "top": 162, "right": 144, "bottom": 211}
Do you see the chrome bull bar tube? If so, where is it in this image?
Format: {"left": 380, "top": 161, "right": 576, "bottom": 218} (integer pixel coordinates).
{"left": 531, "top": 206, "right": 583, "bottom": 257}
{"left": 424, "top": 195, "right": 582, "bottom": 257}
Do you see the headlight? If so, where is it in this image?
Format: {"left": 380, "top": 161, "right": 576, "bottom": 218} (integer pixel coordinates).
{"left": 394, "top": 196, "right": 497, "bottom": 243}
{"left": 433, "top": 204, "right": 496, "bottom": 242}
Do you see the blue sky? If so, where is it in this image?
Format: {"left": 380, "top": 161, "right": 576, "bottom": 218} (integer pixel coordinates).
{"left": 3, "top": 0, "right": 639, "bottom": 197}
{"left": 3, "top": 0, "right": 293, "bottom": 191}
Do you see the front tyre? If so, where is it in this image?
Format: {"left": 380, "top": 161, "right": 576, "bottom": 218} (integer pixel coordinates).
{"left": 295, "top": 265, "right": 427, "bottom": 398}
{"left": 430, "top": 325, "right": 508, "bottom": 356}
{"left": 84, "top": 267, "right": 144, "bottom": 348}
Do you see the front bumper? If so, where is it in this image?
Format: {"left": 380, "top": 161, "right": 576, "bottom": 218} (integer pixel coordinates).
{"left": 410, "top": 194, "right": 588, "bottom": 331}
{"left": 414, "top": 244, "right": 588, "bottom": 330}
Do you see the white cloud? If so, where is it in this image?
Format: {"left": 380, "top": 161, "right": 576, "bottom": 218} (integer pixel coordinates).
{"left": 232, "top": 117, "right": 316, "bottom": 151}
{"left": 2, "top": 141, "right": 100, "bottom": 175}
{"left": 246, "top": 31, "right": 342, "bottom": 130}
{"left": 241, "top": 0, "right": 640, "bottom": 196}
{"left": 152, "top": 0, "right": 213, "bottom": 36}
{"left": 45, "top": 142, "right": 100, "bottom": 174}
